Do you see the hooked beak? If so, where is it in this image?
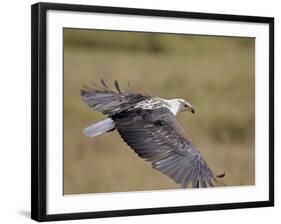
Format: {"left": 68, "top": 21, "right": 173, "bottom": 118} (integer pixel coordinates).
{"left": 190, "top": 107, "right": 195, "bottom": 114}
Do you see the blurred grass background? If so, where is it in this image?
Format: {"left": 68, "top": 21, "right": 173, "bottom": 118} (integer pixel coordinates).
{"left": 63, "top": 28, "right": 255, "bottom": 194}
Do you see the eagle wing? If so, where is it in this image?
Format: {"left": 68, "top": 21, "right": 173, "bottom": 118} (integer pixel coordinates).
{"left": 81, "top": 80, "right": 151, "bottom": 116}
{"left": 112, "top": 107, "right": 216, "bottom": 188}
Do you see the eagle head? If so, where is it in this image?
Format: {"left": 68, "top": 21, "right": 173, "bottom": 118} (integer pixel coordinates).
{"left": 162, "top": 98, "right": 195, "bottom": 116}
{"left": 178, "top": 99, "right": 195, "bottom": 114}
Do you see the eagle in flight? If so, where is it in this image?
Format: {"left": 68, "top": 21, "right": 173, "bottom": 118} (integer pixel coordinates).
{"left": 81, "top": 80, "right": 224, "bottom": 188}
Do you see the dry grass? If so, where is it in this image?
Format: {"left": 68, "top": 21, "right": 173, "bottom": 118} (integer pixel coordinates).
{"left": 63, "top": 29, "right": 255, "bottom": 194}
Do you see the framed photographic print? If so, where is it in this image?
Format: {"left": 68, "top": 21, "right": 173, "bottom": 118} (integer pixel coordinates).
{"left": 31, "top": 2, "right": 274, "bottom": 222}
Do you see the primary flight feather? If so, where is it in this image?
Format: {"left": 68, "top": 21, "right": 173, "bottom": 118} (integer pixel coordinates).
{"left": 81, "top": 79, "right": 224, "bottom": 188}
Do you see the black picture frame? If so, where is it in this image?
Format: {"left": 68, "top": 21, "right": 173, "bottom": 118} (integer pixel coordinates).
{"left": 31, "top": 2, "right": 274, "bottom": 222}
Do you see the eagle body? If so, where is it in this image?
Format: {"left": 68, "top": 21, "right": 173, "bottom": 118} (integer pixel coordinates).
{"left": 81, "top": 80, "right": 223, "bottom": 188}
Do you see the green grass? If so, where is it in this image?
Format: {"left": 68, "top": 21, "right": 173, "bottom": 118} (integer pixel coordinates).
{"left": 63, "top": 29, "right": 255, "bottom": 194}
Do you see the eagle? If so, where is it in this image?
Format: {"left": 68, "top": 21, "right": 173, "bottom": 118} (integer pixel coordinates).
{"left": 81, "top": 79, "right": 224, "bottom": 188}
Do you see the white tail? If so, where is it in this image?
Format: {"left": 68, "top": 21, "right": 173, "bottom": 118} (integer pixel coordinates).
{"left": 83, "top": 118, "right": 115, "bottom": 137}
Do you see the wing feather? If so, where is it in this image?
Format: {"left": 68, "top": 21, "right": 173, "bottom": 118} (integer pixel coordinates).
{"left": 114, "top": 80, "right": 122, "bottom": 93}
{"left": 81, "top": 81, "right": 150, "bottom": 116}
{"left": 100, "top": 78, "right": 109, "bottom": 90}
{"left": 113, "top": 107, "right": 218, "bottom": 188}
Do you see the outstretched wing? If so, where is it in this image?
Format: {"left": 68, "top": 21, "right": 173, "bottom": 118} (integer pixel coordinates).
{"left": 112, "top": 107, "right": 217, "bottom": 188}
{"left": 81, "top": 80, "right": 151, "bottom": 116}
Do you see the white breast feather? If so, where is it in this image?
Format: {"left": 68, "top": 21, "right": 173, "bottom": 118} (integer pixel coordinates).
{"left": 162, "top": 99, "right": 181, "bottom": 116}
